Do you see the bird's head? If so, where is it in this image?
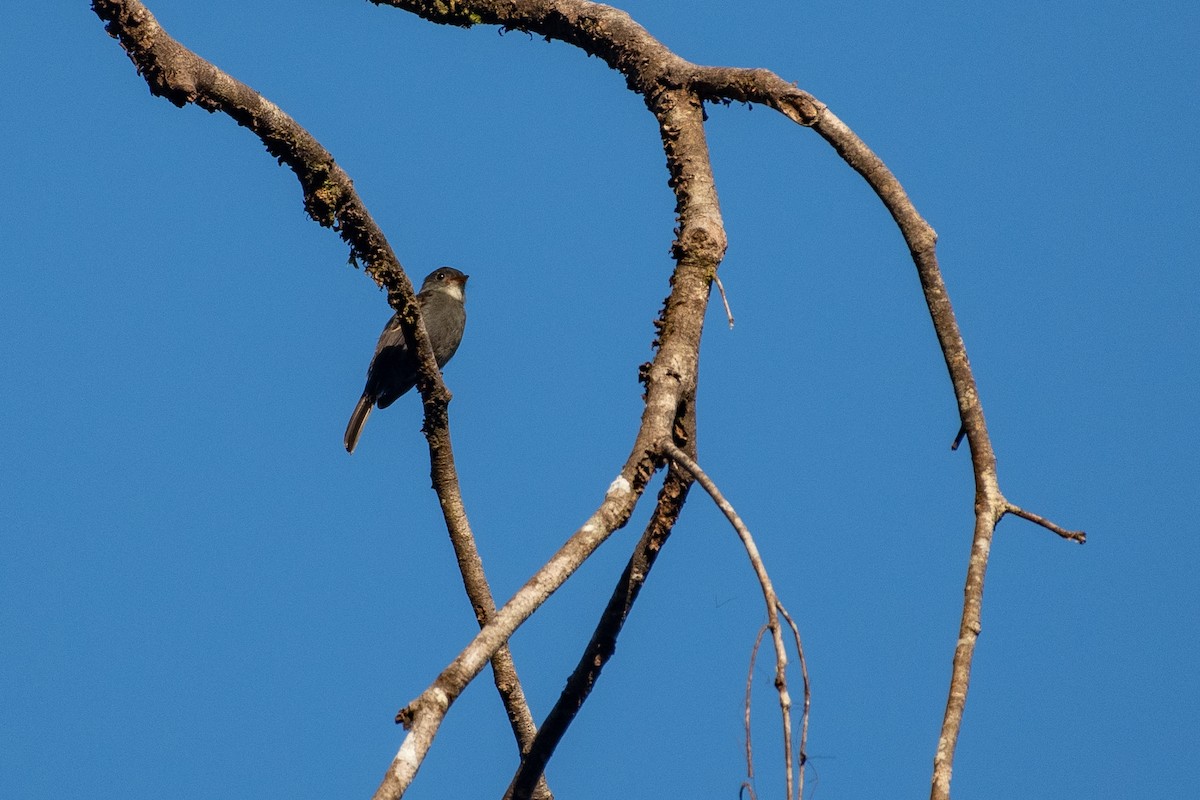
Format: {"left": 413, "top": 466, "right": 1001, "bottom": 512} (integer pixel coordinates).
{"left": 420, "top": 267, "right": 468, "bottom": 302}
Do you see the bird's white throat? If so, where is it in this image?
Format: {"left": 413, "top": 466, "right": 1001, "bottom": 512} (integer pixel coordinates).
{"left": 435, "top": 282, "right": 465, "bottom": 303}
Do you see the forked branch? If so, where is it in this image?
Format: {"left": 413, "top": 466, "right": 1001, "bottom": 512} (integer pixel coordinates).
{"left": 663, "top": 442, "right": 808, "bottom": 800}
{"left": 505, "top": 460, "right": 695, "bottom": 800}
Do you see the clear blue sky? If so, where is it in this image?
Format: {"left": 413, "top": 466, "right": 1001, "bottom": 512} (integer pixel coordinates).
{"left": 4, "top": 2, "right": 1197, "bottom": 798}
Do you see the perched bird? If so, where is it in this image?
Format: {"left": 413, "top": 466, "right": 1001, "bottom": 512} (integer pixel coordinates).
{"left": 344, "top": 267, "right": 468, "bottom": 453}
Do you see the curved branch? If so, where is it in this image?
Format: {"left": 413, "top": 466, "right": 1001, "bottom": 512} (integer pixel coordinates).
{"left": 370, "top": 0, "right": 823, "bottom": 126}
{"left": 91, "top": 0, "right": 447, "bottom": 406}
{"left": 96, "top": 5, "right": 725, "bottom": 798}
{"left": 662, "top": 442, "right": 803, "bottom": 800}
{"left": 95, "top": 1, "right": 416, "bottom": 306}
{"left": 90, "top": 0, "right": 547, "bottom": 784}
{"left": 374, "top": 84, "right": 722, "bottom": 798}
{"left": 804, "top": 110, "right": 1086, "bottom": 800}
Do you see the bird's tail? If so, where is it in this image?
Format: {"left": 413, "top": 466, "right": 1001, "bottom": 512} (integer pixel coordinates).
{"left": 344, "top": 395, "right": 373, "bottom": 453}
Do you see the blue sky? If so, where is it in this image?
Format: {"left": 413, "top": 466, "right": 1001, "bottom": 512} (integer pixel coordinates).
{"left": 3, "top": 2, "right": 1198, "bottom": 798}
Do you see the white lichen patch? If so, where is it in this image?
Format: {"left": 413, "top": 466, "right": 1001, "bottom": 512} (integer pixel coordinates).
{"left": 606, "top": 475, "right": 631, "bottom": 497}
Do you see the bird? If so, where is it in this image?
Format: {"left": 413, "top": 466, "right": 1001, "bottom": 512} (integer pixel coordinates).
{"left": 344, "top": 267, "right": 468, "bottom": 453}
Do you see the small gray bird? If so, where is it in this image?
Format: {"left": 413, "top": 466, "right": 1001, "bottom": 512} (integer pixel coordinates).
{"left": 344, "top": 267, "right": 468, "bottom": 453}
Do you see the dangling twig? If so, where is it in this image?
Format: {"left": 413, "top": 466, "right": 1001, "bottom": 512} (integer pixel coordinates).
{"left": 743, "top": 623, "right": 769, "bottom": 798}
{"left": 662, "top": 441, "right": 804, "bottom": 800}
{"left": 714, "top": 273, "right": 735, "bottom": 328}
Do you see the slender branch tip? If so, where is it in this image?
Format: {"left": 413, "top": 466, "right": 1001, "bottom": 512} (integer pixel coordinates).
{"left": 1005, "top": 503, "right": 1086, "bottom": 544}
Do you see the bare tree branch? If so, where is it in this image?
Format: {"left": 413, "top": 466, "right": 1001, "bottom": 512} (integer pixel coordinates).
{"left": 504, "top": 399, "right": 701, "bottom": 799}
{"left": 376, "top": 80, "right": 722, "bottom": 795}
{"left": 693, "top": 67, "right": 1090, "bottom": 796}
{"left": 89, "top": 2, "right": 548, "bottom": 788}
{"left": 370, "top": 0, "right": 827, "bottom": 125}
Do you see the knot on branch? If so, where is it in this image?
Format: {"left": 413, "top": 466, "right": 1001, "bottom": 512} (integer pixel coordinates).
{"left": 908, "top": 224, "right": 939, "bottom": 254}
{"left": 672, "top": 223, "right": 727, "bottom": 263}
{"left": 777, "top": 92, "right": 824, "bottom": 126}
{"left": 395, "top": 687, "right": 453, "bottom": 733}
{"left": 419, "top": 392, "right": 454, "bottom": 427}
{"left": 143, "top": 61, "right": 202, "bottom": 108}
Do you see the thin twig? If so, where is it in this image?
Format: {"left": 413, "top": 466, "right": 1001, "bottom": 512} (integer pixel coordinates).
{"left": 1005, "top": 503, "right": 1087, "bottom": 543}
{"left": 662, "top": 442, "right": 797, "bottom": 800}
{"left": 776, "top": 602, "right": 810, "bottom": 795}
{"left": 744, "top": 623, "right": 769, "bottom": 794}
{"left": 951, "top": 423, "right": 967, "bottom": 451}
{"left": 714, "top": 273, "right": 735, "bottom": 328}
